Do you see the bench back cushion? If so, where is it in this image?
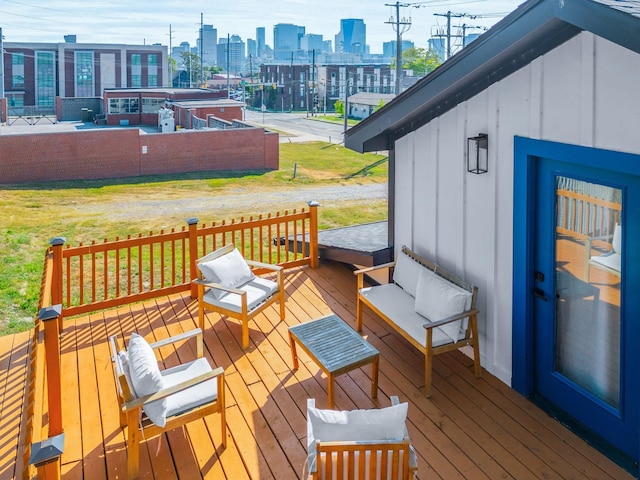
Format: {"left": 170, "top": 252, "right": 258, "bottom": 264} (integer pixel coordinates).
{"left": 414, "top": 268, "right": 472, "bottom": 342}
{"left": 392, "top": 250, "right": 424, "bottom": 298}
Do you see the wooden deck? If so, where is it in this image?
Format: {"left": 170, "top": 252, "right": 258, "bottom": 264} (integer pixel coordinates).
{"left": 1, "top": 260, "right": 633, "bottom": 480}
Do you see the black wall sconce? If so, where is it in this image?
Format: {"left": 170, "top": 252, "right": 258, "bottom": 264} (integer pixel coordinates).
{"left": 467, "top": 133, "right": 488, "bottom": 174}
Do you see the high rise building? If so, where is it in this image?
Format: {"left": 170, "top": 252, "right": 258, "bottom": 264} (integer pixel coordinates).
{"left": 335, "top": 19, "right": 366, "bottom": 54}
{"left": 256, "top": 27, "right": 266, "bottom": 57}
{"left": 383, "top": 39, "right": 414, "bottom": 61}
{"left": 217, "top": 35, "right": 245, "bottom": 74}
{"left": 247, "top": 39, "right": 257, "bottom": 59}
{"left": 198, "top": 25, "right": 217, "bottom": 66}
{"left": 300, "top": 34, "right": 324, "bottom": 54}
{"left": 273, "top": 23, "right": 305, "bottom": 60}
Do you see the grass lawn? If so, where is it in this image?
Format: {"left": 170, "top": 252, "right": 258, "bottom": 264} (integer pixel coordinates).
{"left": 0, "top": 141, "right": 388, "bottom": 335}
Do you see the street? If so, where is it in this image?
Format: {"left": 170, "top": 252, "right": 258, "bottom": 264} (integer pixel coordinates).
{"left": 243, "top": 109, "right": 347, "bottom": 144}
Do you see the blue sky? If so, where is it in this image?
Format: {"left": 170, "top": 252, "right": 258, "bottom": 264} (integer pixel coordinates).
{"left": 0, "top": 0, "right": 522, "bottom": 53}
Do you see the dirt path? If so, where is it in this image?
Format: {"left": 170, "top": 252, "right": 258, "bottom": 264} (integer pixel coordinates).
{"left": 76, "top": 183, "right": 388, "bottom": 222}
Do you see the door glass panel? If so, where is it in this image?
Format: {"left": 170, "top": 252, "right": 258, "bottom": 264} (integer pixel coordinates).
{"left": 555, "top": 176, "right": 622, "bottom": 409}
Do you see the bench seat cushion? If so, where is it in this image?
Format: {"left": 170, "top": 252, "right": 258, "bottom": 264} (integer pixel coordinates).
{"left": 161, "top": 357, "right": 219, "bottom": 418}
{"left": 359, "top": 283, "right": 454, "bottom": 348}
{"left": 203, "top": 276, "right": 278, "bottom": 313}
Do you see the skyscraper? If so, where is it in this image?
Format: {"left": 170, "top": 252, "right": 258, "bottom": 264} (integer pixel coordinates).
{"left": 198, "top": 25, "right": 217, "bottom": 66}
{"left": 273, "top": 23, "right": 305, "bottom": 60}
{"left": 217, "top": 35, "right": 245, "bottom": 74}
{"left": 335, "top": 19, "right": 366, "bottom": 54}
{"left": 256, "top": 27, "right": 266, "bottom": 57}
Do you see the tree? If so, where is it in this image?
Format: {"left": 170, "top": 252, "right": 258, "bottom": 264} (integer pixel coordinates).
{"left": 334, "top": 99, "right": 344, "bottom": 117}
{"left": 391, "top": 47, "right": 442, "bottom": 77}
{"left": 373, "top": 99, "right": 386, "bottom": 113}
{"left": 180, "top": 52, "right": 203, "bottom": 87}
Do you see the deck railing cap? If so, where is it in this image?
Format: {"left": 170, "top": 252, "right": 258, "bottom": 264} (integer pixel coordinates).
{"left": 50, "top": 237, "right": 66, "bottom": 246}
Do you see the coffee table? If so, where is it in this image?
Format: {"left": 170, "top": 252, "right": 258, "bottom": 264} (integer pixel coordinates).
{"left": 288, "top": 314, "right": 379, "bottom": 409}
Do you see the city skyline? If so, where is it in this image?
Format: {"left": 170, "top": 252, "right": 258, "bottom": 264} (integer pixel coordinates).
{"left": 1, "top": 0, "right": 521, "bottom": 54}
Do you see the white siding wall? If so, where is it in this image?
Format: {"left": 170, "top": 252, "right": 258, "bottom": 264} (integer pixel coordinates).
{"left": 393, "top": 32, "right": 640, "bottom": 385}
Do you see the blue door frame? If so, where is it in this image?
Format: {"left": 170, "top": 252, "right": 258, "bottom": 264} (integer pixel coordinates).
{"left": 512, "top": 136, "right": 640, "bottom": 464}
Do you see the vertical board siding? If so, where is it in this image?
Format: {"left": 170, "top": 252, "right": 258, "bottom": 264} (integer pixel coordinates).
{"left": 391, "top": 31, "right": 640, "bottom": 385}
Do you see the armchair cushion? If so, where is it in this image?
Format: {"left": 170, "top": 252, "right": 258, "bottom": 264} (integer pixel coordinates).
{"left": 203, "top": 276, "right": 278, "bottom": 313}
{"left": 198, "top": 247, "right": 255, "bottom": 300}
{"left": 307, "top": 401, "right": 408, "bottom": 443}
{"left": 162, "top": 357, "right": 220, "bottom": 418}
{"left": 414, "top": 268, "right": 472, "bottom": 343}
{"left": 127, "top": 333, "right": 168, "bottom": 427}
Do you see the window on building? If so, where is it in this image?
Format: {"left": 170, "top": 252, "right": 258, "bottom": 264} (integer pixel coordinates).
{"left": 148, "top": 54, "right": 157, "bottom": 65}
{"left": 147, "top": 54, "right": 158, "bottom": 87}
{"left": 141, "top": 98, "right": 164, "bottom": 113}
{"left": 109, "top": 97, "right": 139, "bottom": 114}
{"left": 131, "top": 54, "right": 142, "bottom": 87}
{"left": 75, "top": 51, "right": 94, "bottom": 97}
{"left": 36, "top": 51, "right": 55, "bottom": 107}
{"left": 11, "top": 53, "right": 25, "bottom": 88}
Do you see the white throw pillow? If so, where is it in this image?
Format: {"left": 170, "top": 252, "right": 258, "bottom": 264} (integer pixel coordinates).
{"left": 308, "top": 402, "right": 408, "bottom": 442}
{"left": 414, "top": 269, "right": 471, "bottom": 343}
{"left": 127, "top": 333, "right": 167, "bottom": 427}
{"left": 392, "top": 250, "right": 423, "bottom": 298}
{"left": 198, "top": 248, "right": 255, "bottom": 300}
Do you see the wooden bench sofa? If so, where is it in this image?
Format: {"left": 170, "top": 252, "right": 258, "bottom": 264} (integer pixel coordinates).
{"left": 355, "top": 246, "right": 481, "bottom": 397}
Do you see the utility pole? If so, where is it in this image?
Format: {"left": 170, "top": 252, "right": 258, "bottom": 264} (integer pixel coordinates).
{"left": 433, "top": 11, "right": 465, "bottom": 59}
{"left": 226, "top": 33, "right": 230, "bottom": 98}
{"left": 310, "top": 49, "right": 316, "bottom": 116}
{"left": 200, "top": 13, "right": 204, "bottom": 87}
{"left": 385, "top": 2, "right": 412, "bottom": 95}
{"left": 168, "top": 25, "right": 174, "bottom": 87}
{"left": 290, "top": 52, "right": 294, "bottom": 112}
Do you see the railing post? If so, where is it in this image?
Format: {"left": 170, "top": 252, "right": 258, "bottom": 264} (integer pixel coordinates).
{"left": 187, "top": 218, "right": 199, "bottom": 298}
{"left": 49, "top": 237, "right": 65, "bottom": 332}
{"left": 39, "top": 304, "right": 64, "bottom": 437}
{"left": 308, "top": 201, "right": 320, "bottom": 268}
{"left": 30, "top": 433, "right": 64, "bottom": 480}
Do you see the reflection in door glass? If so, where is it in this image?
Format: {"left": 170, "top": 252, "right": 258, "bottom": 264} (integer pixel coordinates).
{"left": 555, "top": 177, "right": 621, "bottom": 409}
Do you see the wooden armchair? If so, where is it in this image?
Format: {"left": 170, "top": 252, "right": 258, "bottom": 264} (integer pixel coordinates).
{"left": 110, "top": 329, "right": 226, "bottom": 479}
{"left": 306, "top": 396, "right": 417, "bottom": 480}
{"left": 585, "top": 223, "right": 622, "bottom": 282}
{"left": 193, "top": 244, "right": 285, "bottom": 349}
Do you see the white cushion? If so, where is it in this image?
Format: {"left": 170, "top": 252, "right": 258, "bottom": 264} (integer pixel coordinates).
{"left": 162, "top": 357, "right": 219, "bottom": 417}
{"left": 392, "top": 250, "right": 423, "bottom": 298}
{"left": 591, "top": 252, "right": 621, "bottom": 273}
{"left": 359, "top": 284, "right": 455, "bottom": 348}
{"left": 203, "top": 276, "right": 278, "bottom": 313}
{"left": 127, "top": 333, "right": 167, "bottom": 427}
{"left": 308, "top": 402, "right": 408, "bottom": 442}
{"left": 612, "top": 223, "right": 622, "bottom": 254}
{"left": 414, "top": 269, "right": 472, "bottom": 343}
{"left": 198, "top": 248, "right": 255, "bottom": 300}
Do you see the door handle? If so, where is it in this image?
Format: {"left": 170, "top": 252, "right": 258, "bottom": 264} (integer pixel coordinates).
{"left": 533, "top": 287, "right": 548, "bottom": 302}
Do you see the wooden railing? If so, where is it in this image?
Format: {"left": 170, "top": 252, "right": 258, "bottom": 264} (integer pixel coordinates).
{"left": 55, "top": 205, "right": 318, "bottom": 319}
{"left": 556, "top": 189, "right": 621, "bottom": 242}
{"left": 22, "top": 204, "right": 319, "bottom": 480}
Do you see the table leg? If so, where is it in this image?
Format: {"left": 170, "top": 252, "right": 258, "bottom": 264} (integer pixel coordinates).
{"left": 371, "top": 355, "right": 379, "bottom": 399}
{"left": 327, "top": 373, "right": 335, "bottom": 409}
{"left": 289, "top": 332, "right": 299, "bottom": 370}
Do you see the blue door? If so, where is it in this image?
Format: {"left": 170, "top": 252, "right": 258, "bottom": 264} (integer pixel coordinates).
{"left": 533, "top": 153, "right": 640, "bottom": 461}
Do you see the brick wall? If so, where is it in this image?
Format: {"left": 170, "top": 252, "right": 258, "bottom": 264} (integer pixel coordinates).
{"left": 0, "top": 127, "right": 279, "bottom": 184}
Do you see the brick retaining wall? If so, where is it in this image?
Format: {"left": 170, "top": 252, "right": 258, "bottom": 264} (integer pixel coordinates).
{"left": 0, "top": 127, "right": 279, "bottom": 184}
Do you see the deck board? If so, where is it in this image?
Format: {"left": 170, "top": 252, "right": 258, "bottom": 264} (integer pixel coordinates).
{"left": 2, "top": 261, "right": 634, "bottom": 480}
